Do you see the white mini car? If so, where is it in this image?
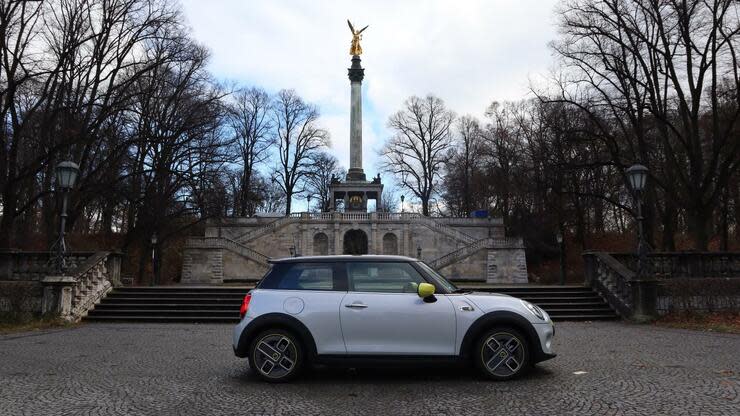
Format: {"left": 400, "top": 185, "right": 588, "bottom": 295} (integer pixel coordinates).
{"left": 233, "top": 255, "right": 555, "bottom": 382}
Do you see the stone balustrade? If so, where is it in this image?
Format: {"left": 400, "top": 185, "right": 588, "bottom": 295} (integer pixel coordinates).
{"left": 1, "top": 251, "right": 121, "bottom": 321}
{"left": 584, "top": 251, "right": 740, "bottom": 320}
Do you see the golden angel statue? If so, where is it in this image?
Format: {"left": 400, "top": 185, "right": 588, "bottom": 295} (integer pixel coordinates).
{"left": 347, "top": 20, "right": 368, "bottom": 55}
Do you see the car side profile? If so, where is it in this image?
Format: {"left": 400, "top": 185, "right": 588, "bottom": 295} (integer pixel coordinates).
{"left": 233, "top": 255, "right": 555, "bottom": 382}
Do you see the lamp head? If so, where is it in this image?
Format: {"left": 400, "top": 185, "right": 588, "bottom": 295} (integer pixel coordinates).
{"left": 55, "top": 161, "right": 80, "bottom": 190}
{"left": 626, "top": 164, "right": 648, "bottom": 192}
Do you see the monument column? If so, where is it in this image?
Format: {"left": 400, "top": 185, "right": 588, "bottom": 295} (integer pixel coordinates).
{"left": 347, "top": 55, "right": 366, "bottom": 181}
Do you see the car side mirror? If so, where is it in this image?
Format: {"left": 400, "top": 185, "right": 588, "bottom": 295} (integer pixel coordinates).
{"left": 417, "top": 282, "right": 435, "bottom": 298}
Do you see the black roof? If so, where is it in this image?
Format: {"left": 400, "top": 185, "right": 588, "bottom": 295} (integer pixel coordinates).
{"left": 268, "top": 255, "right": 420, "bottom": 264}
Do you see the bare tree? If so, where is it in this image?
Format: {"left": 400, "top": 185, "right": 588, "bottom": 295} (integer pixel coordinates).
{"left": 271, "top": 89, "right": 330, "bottom": 215}
{"left": 304, "top": 152, "right": 345, "bottom": 212}
{"left": 229, "top": 87, "right": 272, "bottom": 216}
{"left": 381, "top": 95, "right": 455, "bottom": 216}
{"left": 443, "top": 115, "right": 484, "bottom": 216}
{"left": 551, "top": 0, "right": 740, "bottom": 249}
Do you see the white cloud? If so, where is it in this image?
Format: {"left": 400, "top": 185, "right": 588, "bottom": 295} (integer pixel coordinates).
{"left": 180, "top": 0, "right": 558, "bottom": 175}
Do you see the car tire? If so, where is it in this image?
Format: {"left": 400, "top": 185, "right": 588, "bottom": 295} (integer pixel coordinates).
{"left": 249, "top": 328, "right": 304, "bottom": 383}
{"left": 474, "top": 327, "right": 530, "bottom": 381}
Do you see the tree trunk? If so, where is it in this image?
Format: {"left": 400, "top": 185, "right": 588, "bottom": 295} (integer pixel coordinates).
{"left": 661, "top": 200, "right": 677, "bottom": 251}
{"left": 687, "top": 206, "right": 710, "bottom": 250}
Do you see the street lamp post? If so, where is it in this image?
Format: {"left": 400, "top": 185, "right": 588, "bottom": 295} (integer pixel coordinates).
{"left": 556, "top": 231, "right": 565, "bottom": 285}
{"left": 400, "top": 195, "right": 405, "bottom": 213}
{"left": 307, "top": 194, "right": 312, "bottom": 213}
{"left": 151, "top": 232, "right": 158, "bottom": 286}
{"left": 625, "top": 163, "right": 656, "bottom": 321}
{"left": 626, "top": 164, "right": 649, "bottom": 278}
{"left": 52, "top": 161, "right": 80, "bottom": 274}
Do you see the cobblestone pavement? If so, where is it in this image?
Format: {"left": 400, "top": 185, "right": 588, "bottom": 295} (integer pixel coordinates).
{"left": 0, "top": 322, "right": 738, "bottom": 416}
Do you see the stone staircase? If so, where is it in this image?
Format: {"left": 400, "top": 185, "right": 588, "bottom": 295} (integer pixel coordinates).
{"left": 412, "top": 216, "right": 476, "bottom": 244}
{"left": 233, "top": 215, "right": 300, "bottom": 243}
{"left": 185, "top": 236, "right": 270, "bottom": 268}
{"left": 430, "top": 238, "right": 491, "bottom": 269}
{"left": 84, "top": 285, "right": 617, "bottom": 323}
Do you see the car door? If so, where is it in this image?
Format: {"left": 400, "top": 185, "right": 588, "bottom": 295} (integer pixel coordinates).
{"left": 258, "top": 261, "right": 347, "bottom": 354}
{"left": 339, "top": 261, "right": 456, "bottom": 355}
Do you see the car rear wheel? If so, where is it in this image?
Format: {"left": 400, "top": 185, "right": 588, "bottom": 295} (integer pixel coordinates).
{"left": 249, "top": 329, "right": 303, "bottom": 383}
{"left": 474, "top": 327, "right": 530, "bottom": 381}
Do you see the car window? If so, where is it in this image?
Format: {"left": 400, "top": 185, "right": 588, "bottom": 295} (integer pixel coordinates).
{"left": 260, "top": 263, "right": 335, "bottom": 291}
{"left": 346, "top": 262, "right": 425, "bottom": 293}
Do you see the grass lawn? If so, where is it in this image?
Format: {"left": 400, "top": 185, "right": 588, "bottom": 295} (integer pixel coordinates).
{"left": 0, "top": 317, "right": 78, "bottom": 335}
{"left": 653, "top": 312, "right": 740, "bottom": 334}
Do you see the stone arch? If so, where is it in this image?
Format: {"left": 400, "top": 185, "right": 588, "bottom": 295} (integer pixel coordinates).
{"left": 313, "top": 232, "right": 329, "bottom": 255}
{"left": 382, "top": 232, "right": 398, "bottom": 255}
{"left": 343, "top": 229, "right": 368, "bottom": 255}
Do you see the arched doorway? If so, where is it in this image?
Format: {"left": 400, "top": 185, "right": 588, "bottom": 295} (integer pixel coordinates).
{"left": 343, "top": 229, "right": 368, "bottom": 255}
{"left": 313, "top": 232, "right": 329, "bottom": 255}
{"left": 382, "top": 233, "right": 398, "bottom": 255}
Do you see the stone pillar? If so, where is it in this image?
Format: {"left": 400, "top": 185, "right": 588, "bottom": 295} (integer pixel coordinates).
{"left": 0, "top": 249, "right": 15, "bottom": 280}
{"left": 630, "top": 279, "right": 658, "bottom": 322}
{"left": 333, "top": 215, "right": 341, "bottom": 255}
{"left": 346, "top": 55, "right": 366, "bottom": 181}
{"left": 41, "top": 275, "right": 76, "bottom": 321}
{"left": 370, "top": 216, "right": 378, "bottom": 254}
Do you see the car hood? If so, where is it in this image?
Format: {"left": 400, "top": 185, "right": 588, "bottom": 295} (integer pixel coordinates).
{"left": 461, "top": 291, "right": 548, "bottom": 322}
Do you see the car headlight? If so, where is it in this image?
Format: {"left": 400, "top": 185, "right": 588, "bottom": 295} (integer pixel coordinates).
{"left": 521, "top": 300, "right": 545, "bottom": 320}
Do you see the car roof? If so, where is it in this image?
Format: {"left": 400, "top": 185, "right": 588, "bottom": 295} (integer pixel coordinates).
{"left": 268, "top": 255, "right": 421, "bottom": 264}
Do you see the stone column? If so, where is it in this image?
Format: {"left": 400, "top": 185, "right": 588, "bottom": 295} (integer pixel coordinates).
{"left": 346, "top": 55, "right": 366, "bottom": 181}
{"left": 41, "top": 275, "right": 76, "bottom": 321}
{"left": 630, "top": 278, "right": 658, "bottom": 322}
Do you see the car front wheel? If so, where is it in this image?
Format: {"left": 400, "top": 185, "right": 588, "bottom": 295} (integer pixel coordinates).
{"left": 249, "top": 329, "right": 303, "bottom": 382}
{"left": 474, "top": 327, "right": 530, "bottom": 380}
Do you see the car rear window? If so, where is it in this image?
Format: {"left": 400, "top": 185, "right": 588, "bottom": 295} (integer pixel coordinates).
{"left": 258, "top": 262, "right": 337, "bottom": 291}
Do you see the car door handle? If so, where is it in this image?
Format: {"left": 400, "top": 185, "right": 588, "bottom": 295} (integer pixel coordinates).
{"left": 344, "top": 303, "right": 368, "bottom": 309}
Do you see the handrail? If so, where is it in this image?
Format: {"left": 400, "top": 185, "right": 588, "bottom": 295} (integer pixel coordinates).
{"left": 186, "top": 237, "right": 269, "bottom": 267}
{"left": 583, "top": 252, "right": 635, "bottom": 317}
{"left": 70, "top": 252, "right": 114, "bottom": 319}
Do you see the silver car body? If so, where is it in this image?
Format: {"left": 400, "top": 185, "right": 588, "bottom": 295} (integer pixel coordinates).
{"left": 233, "top": 255, "right": 555, "bottom": 361}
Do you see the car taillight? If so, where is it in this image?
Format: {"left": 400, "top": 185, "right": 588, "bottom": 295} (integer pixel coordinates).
{"left": 239, "top": 294, "right": 252, "bottom": 319}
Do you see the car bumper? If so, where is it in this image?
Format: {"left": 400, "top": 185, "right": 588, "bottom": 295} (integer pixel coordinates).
{"left": 532, "top": 322, "right": 555, "bottom": 362}
{"left": 232, "top": 315, "right": 254, "bottom": 357}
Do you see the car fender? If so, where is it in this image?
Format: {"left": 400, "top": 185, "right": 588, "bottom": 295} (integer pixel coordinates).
{"left": 459, "top": 310, "right": 547, "bottom": 362}
{"left": 235, "top": 313, "right": 318, "bottom": 359}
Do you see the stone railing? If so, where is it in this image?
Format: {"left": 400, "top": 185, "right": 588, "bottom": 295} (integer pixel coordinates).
{"left": 610, "top": 252, "right": 740, "bottom": 279}
{"left": 583, "top": 252, "right": 635, "bottom": 318}
{"left": 35, "top": 251, "right": 121, "bottom": 321}
{"left": 234, "top": 216, "right": 300, "bottom": 243}
{"left": 584, "top": 251, "right": 740, "bottom": 319}
{"left": 430, "top": 238, "right": 491, "bottom": 269}
{"left": 1, "top": 250, "right": 98, "bottom": 281}
{"left": 429, "top": 237, "right": 525, "bottom": 269}
{"left": 68, "top": 252, "right": 115, "bottom": 318}
{"left": 412, "top": 216, "right": 476, "bottom": 244}
{"left": 186, "top": 237, "right": 269, "bottom": 267}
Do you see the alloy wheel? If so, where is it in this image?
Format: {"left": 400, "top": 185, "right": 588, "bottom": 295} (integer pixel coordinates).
{"left": 480, "top": 331, "right": 525, "bottom": 378}
{"left": 252, "top": 333, "right": 298, "bottom": 379}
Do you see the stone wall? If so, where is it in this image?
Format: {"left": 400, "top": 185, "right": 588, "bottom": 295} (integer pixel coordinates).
{"left": 181, "top": 215, "right": 528, "bottom": 284}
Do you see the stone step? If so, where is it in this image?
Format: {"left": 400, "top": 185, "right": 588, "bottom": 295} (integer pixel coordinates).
{"left": 100, "top": 297, "right": 243, "bottom": 304}
{"left": 85, "top": 285, "right": 619, "bottom": 323}
{"left": 87, "top": 309, "right": 237, "bottom": 317}
{"left": 93, "top": 303, "right": 240, "bottom": 310}
{"left": 84, "top": 315, "right": 238, "bottom": 323}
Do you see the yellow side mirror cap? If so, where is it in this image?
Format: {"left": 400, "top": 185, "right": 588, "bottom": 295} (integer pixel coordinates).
{"left": 417, "top": 282, "right": 435, "bottom": 298}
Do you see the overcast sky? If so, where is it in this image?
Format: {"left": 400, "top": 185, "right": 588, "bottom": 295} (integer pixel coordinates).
{"left": 180, "top": 0, "right": 559, "bottom": 202}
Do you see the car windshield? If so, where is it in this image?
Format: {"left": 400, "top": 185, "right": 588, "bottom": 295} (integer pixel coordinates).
{"left": 415, "top": 261, "right": 459, "bottom": 293}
